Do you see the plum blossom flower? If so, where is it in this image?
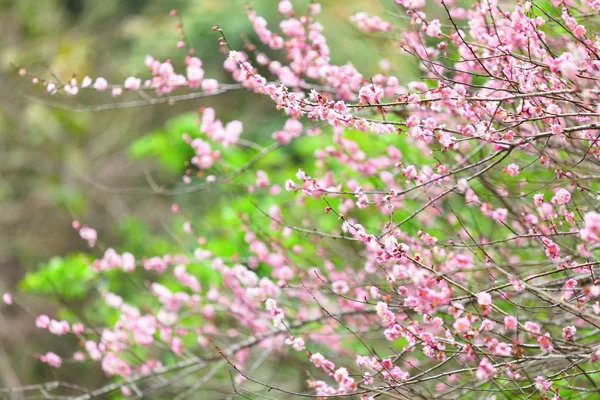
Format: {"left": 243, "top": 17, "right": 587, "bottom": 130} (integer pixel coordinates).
{"left": 453, "top": 317, "right": 470, "bottom": 333}
{"left": 48, "top": 320, "right": 70, "bottom": 336}
{"left": 124, "top": 76, "right": 141, "bottom": 90}
{"left": 574, "top": 25, "right": 586, "bottom": 37}
{"left": 40, "top": 352, "right": 62, "bottom": 368}
{"left": 476, "top": 357, "right": 496, "bottom": 381}
{"left": 93, "top": 77, "right": 108, "bottom": 91}
{"left": 79, "top": 226, "right": 97, "bottom": 247}
{"left": 581, "top": 212, "right": 600, "bottom": 243}
{"left": 285, "top": 336, "right": 306, "bottom": 351}
{"left": 36, "top": 315, "right": 50, "bottom": 329}
{"left": 551, "top": 188, "right": 571, "bottom": 205}
{"left": 535, "top": 376, "right": 552, "bottom": 391}
{"left": 278, "top": 0, "right": 293, "bottom": 15}
{"left": 503, "top": 163, "right": 520, "bottom": 176}
{"left": 477, "top": 292, "right": 492, "bottom": 306}
{"left": 504, "top": 316, "right": 518, "bottom": 330}
{"left": 358, "top": 84, "right": 384, "bottom": 105}
{"left": 562, "top": 326, "right": 576, "bottom": 341}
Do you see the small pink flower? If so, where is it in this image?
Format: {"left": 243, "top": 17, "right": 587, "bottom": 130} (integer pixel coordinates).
{"left": 535, "top": 376, "right": 552, "bottom": 391}
{"left": 201, "top": 79, "right": 219, "bottom": 92}
{"left": 425, "top": 20, "right": 442, "bottom": 37}
{"left": 406, "top": 115, "right": 420, "bottom": 128}
{"left": 72, "top": 323, "right": 85, "bottom": 334}
{"left": 278, "top": 0, "right": 293, "bottom": 15}
{"left": 480, "top": 319, "right": 495, "bottom": 331}
{"left": 504, "top": 316, "right": 518, "bottom": 330}
{"left": 545, "top": 241, "right": 561, "bottom": 259}
{"left": 538, "top": 333, "right": 553, "bottom": 352}
{"left": 358, "top": 84, "right": 384, "bottom": 105}
{"left": 284, "top": 336, "right": 306, "bottom": 351}
{"left": 453, "top": 317, "right": 470, "bottom": 333}
{"left": 574, "top": 25, "right": 586, "bottom": 37}
{"left": 93, "top": 77, "right": 108, "bottom": 91}
{"left": 551, "top": 188, "right": 571, "bottom": 205}
{"left": 36, "top": 315, "right": 50, "bottom": 329}
{"left": 48, "top": 319, "right": 70, "bottom": 336}
{"left": 476, "top": 357, "right": 496, "bottom": 381}
{"left": 524, "top": 321, "right": 541, "bottom": 334}
{"left": 551, "top": 124, "right": 563, "bottom": 135}
{"left": 534, "top": 193, "right": 544, "bottom": 206}
{"left": 122, "top": 252, "right": 136, "bottom": 272}
{"left": 79, "top": 226, "right": 97, "bottom": 247}
{"left": 477, "top": 292, "right": 492, "bottom": 306}
{"left": 503, "top": 163, "right": 520, "bottom": 176}
{"left": 562, "top": 325, "right": 576, "bottom": 340}
{"left": 581, "top": 212, "right": 600, "bottom": 243}
{"left": 171, "top": 337, "right": 183, "bottom": 354}
{"left": 124, "top": 76, "right": 141, "bottom": 90}
{"left": 40, "top": 352, "right": 62, "bottom": 368}
{"left": 2, "top": 292, "right": 12, "bottom": 305}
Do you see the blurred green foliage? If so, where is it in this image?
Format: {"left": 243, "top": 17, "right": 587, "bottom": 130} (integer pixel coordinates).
{"left": 21, "top": 253, "right": 95, "bottom": 300}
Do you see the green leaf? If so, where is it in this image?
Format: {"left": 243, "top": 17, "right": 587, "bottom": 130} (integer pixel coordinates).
{"left": 20, "top": 253, "right": 96, "bottom": 300}
{"left": 130, "top": 113, "right": 200, "bottom": 174}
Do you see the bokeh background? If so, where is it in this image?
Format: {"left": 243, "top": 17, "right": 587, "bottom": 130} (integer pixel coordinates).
{"left": 0, "top": 0, "right": 416, "bottom": 394}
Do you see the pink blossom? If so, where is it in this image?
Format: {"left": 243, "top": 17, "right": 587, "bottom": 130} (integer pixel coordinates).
{"left": 124, "top": 76, "right": 141, "bottom": 90}
{"left": 102, "top": 352, "right": 132, "bottom": 377}
{"left": 358, "top": 84, "right": 384, "bottom": 105}
{"left": 534, "top": 193, "right": 544, "bottom": 206}
{"left": 48, "top": 320, "right": 70, "bottom": 336}
{"left": 284, "top": 336, "right": 306, "bottom": 351}
{"left": 535, "top": 376, "right": 552, "bottom": 391}
{"left": 201, "top": 79, "right": 219, "bottom": 92}
{"left": 574, "top": 25, "right": 587, "bottom": 37}
{"left": 477, "top": 292, "right": 492, "bottom": 306}
{"left": 562, "top": 325, "right": 576, "bottom": 340}
{"left": 545, "top": 241, "right": 560, "bottom": 259}
{"left": 40, "top": 352, "right": 62, "bottom": 368}
{"left": 504, "top": 316, "right": 518, "bottom": 330}
{"left": 503, "top": 163, "right": 520, "bottom": 176}
{"left": 171, "top": 337, "right": 183, "bottom": 354}
{"left": 453, "top": 317, "right": 470, "bottom": 333}
{"left": 93, "top": 77, "right": 108, "bottom": 91}
{"left": 278, "top": 0, "right": 293, "bottom": 15}
{"left": 581, "top": 212, "right": 600, "bottom": 243}
{"left": 425, "top": 20, "right": 442, "bottom": 37}
{"left": 476, "top": 357, "right": 496, "bottom": 381}
{"left": 79, "top": 226, "right": 97, "bottom": 247}
{"left": 72, "top": 323, "right": 85, "bottom": 334}
{"left": 36, "top": 315, "right": 50, "bottom": 329}
{"left": 524, "top": 321, "right": 541, "bottom": 334}
{"left": 551, "top": 188, "right": 571, "bottom": 205}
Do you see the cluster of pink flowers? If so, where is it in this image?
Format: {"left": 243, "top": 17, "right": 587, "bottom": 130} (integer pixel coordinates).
{"left": 15, "top": 0, "right": 600, "bottom": 398}
{"left": 350, "top": 13, "right": 392, "bottom": 33}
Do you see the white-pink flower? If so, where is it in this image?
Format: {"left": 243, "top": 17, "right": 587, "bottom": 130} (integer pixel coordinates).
{"left": 40, "top": 352, "right": 62, "bottom": 368}
{"left": 551, "top": 188, "right": 571, "bottom": 205}
{"left": 124, "top": 76, "right": 141, "bottom": 90}
{"left": 503, "top": 163, "right": 519, "bottom": 176}
{"left": 93, "top": 77, "right": 108, "bottom": 91}
{"left": 477, "top": 292, "right": 492, "bottom": 306}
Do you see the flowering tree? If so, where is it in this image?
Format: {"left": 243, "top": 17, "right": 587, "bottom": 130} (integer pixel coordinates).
{"left": 7, "top": 0, "right": 600, "bottom": 398}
